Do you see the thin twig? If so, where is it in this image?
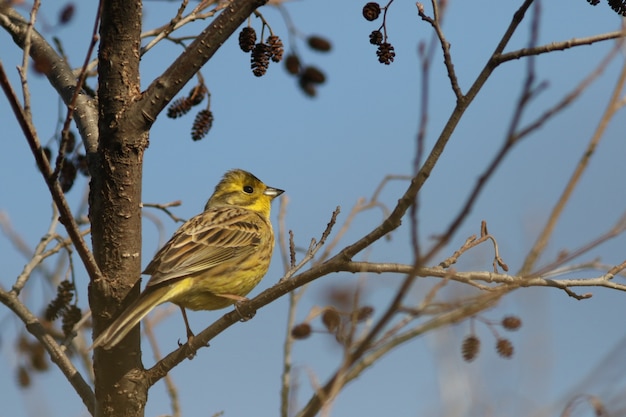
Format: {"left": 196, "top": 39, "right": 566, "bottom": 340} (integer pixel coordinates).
{"left": 13, "top": 205, "right": 60, "bottom": 294}
{"left": 602, "top": 259, "right": 626, "bottom": 280}
{"left": 532, "top": 211, "right": 626, "bottom": 277}
{"left": 280, "top": 207, "right": 340, "bottom": 282}
{"left": 519, "top": 52, "right": 626, "bottom": 275}
{"left": 495, "top": 30, "right": 626, "bottom": 64}
{"left": 18, "top": 0, "right": 39, "bottom": 120}
{"left": 315, "top": 199, "right": 364, "bottom": 263}
{"left": 55, "top": 1, "right": 102, "bottom": 178}
{"left": 317, "top": 175, "right": 411, "bottom": 263}
{"left": 296, "top": 290, "right": 503, "bottom": 417}
{"left": 145, "top": 318, "right": 181, "bottom": 417}
{"left": 0, "top": 211, "right": 39, "bottom": 258}
{"left": 512, "top": 42, "right": 623, "bottom": 143}
{"left": 276, "top": 194, "right": 296, "bottom": 417}
{"left": 143, "top": 200, "right": 185, "bottom": 223}
{"left": 416, "top": 2, "right": 463, "bottom": 99}
{"left": 142, "top": 0, "right": 189, "bottom": 54}
{"left": 140, "top": 1, "right": 227, "bottom": 55}
{"left": 420, "top": 2, "right": 541, "bottom": 265}
{"left": 142, "top": 247, "right": 626, "bottom": 387}
{"left": 0, "top": 287, "right": 95, "bottom": 413}
{"left": 339, "top": 262, "right": 626, "bottom": 293}
{"left": 0, "top": 62, "right": 103, "bottom": 283}
{"left": 277, "top": 196, "right": 290, "bottom": 273}
{"left": 0, "top": 6, "right": 100, "bottom": 153}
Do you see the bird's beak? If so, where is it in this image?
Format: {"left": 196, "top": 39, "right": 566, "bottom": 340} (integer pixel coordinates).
{"left": 264, "top": 187, "right": 284, "bottom": 198}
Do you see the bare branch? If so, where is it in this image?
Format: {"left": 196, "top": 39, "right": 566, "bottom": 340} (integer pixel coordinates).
{"left": 495, "top": 30, "right": 626, "bottom": 64}
{"left": 143, "top": 200, "right": 186, "bottom": 223}
{"left": 512, "top": 43, "right": 623, "bottom": 143}
{"left": 280, "top": 207, "right": 340, "bottom": 282}
{"left": 141, "top": 1, "right": 232, "bottom": 55}
{"left": 296, "top": 290, "right": 503, "bottom": 417}
{"left": 0, "top": 4, "right": 99, "bottom": 153}
{"left": 134, "top": 0, "right": 269, "bottom": 127}
{"left": 416, "top": 2, "right": 463, "bottom": 99}
{"left": 0, "top": 287, "right": 94, "bottom": 414}
{"left": 0, "top": 62, "right": 103, "bottom": 283}
{"left": 277, "top": 196, "right": 291, "bottom": 273}
{"left": 532, "top": 210, "right": 626, "bottom": 277}
{"left": 13, "top": 205, "right": 60, "bottom": 294}
{"left": 144, "top": 317, "right": 181, "bottom": 417}
{"left": 55, "top": 2, "right": 101, "bottom": 177}
{"left": 339, "top": 262, "right": 626, "bottom": 293}
{"left": 17, "top": 0, "right": 39, "bottom": 121}
{"left": 520, "top": 56, "right": 626, "bottom": 275}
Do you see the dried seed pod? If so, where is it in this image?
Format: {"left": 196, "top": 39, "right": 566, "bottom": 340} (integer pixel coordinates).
{"left": 32, "top": 56, "right": 53, "bottom": 75}
{"left": 267, "top": 35, "right": 284, "bottom": 63}
{"left": 17, "top": 366, "right": 31, "bottom": 388}
{"left": 362, "top": 2, "right": 382, "bottom": 21}
{"left": 238, "top": 26, "right": 257, "bottom": 52}
{"left": 62, "top": 131, "right": 76, "bottom": 153}
{"left": 251, "top": 43, "right": 272, "bottom": 77}
{"left": 322, "top": 309, "right": 341, "bottom": 332}
{"left": 608, "top": 0, "right": 626, "bottom": 15}
{"left": 301, "top": 66, "right": 326, "bottom": 84}
{"left": 298, "top": 78, "right": 317, "bottom": 97}
{"left": 30, "top": 343, "right": 49, "bottom": 371}
{"left": 291, "top": 323, "right": 312, "bottom": 339}
{"left": 496, "top": 338, "right": 514, "bottom": 359}
{"left": 62, "top": 305, "right": 82, "bottom": 338}
{"left": 369, "top": 30, "right": 383, "bottom": 45}
{"left": 58, "top": 3, "right": 75, "bottom": 25}
{"left": 74, "top": 153, "right": 89, "bottom": 176}
{"left": 461, "top": 335, "right": 480, "bottom": 362}
{"left": 59, "top": 160, "right": 78, "bottom": 192}
{"left": 285, "top": 54, "right": 301, "bottom": 75}
{"left": 191, "top": 109, "right": 214, "bottom": 141}
{"left": 307, "top": 35, "right": 332, "bottom": 52}
{"left": 167, "top": 97, "right": 193, "bottom": 118}
{"left": 356, "top": 306, "right": 374, "bottom": 321}
{"left": 45, "top": 280, "right": 75, "bottom": 321}
{"left": 187, "top": 84, "right": 207, "bottom": 106}
{"left": 376, "top": 42, "right": 395, "bottom": 65}
{"left": 501, "top": 316, "right": 522, "bottom": 331}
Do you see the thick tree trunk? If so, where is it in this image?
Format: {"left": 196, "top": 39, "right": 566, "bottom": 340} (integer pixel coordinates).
{"left": 88, "top": 1, "right": 148, "bottom": 416}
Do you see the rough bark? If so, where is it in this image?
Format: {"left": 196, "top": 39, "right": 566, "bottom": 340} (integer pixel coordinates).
{"left": 88, "top": 1, "right": 148, "bottom": 416}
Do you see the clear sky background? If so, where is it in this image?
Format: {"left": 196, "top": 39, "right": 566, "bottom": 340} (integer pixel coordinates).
{"left": 1, "top": 1, "right": 626, "bottom": 416}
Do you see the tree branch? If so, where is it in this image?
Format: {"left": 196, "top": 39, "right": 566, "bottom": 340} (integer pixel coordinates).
{"left": 0, "top": 62, "right": 103, "bottom": 284}
{"left": 143, "top": 248, "right": 626, "bottom": 386}
{"left": 131, "top": 0, "right": 269, "bottom": 129}
{"left": 0, "top": 4, "right": 99, "bottom": 153}
{"left": 519, "top": 53, "right": 626, "bottom": 275}
{"left": 495, "top": 30, "right": 626, "bottom": 64}
{"left": 0, "top": 287, "right": 95, "bottom": 414}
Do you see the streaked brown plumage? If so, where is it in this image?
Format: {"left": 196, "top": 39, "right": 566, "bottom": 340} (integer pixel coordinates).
{"left": 91, "top": 169, "right": 283, "bottom": 349}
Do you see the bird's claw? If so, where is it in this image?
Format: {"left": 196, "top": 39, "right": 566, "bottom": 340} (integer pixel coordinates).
{"left": 234, "top": 301, "right": 256, "bottom": 322}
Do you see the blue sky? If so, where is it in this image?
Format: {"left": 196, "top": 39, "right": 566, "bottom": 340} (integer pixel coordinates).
{"left": 1, "top": 1, "right": 626, "bottom": 416}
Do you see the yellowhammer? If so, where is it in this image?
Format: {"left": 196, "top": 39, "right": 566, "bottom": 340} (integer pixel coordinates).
{"left": 91, "top": 169, "right": 284, "bottom": 349}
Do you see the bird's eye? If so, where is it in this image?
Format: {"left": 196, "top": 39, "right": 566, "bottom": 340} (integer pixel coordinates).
{"left": 243, "top": 185, "right": 254, "bottom": 194}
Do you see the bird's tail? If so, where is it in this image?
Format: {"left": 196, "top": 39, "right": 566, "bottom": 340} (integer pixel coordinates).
{"left": 90, "top": 286, "right": 169, "bottom": 350}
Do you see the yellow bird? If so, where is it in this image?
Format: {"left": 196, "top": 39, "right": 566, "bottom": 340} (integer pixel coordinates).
{"left": 91, "top": 169, "right": 283, "bottom": 349}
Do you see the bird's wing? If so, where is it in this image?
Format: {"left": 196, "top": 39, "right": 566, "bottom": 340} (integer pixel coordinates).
{"left": 143, "top": 206, "right": 265, "bottom": 287}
